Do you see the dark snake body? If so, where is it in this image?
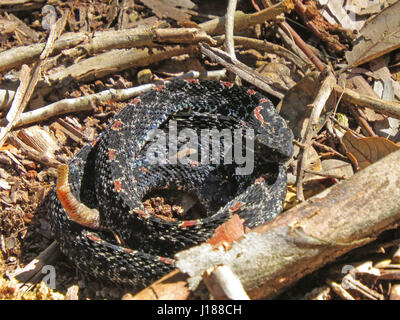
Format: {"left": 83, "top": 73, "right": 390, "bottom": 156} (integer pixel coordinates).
{"left": 47, "top": 79, "right": 294, "bottom": 288}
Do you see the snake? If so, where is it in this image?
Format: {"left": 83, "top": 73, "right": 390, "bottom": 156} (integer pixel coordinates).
{"left": 47, "top": 79, "right": 294, "bottom": 288}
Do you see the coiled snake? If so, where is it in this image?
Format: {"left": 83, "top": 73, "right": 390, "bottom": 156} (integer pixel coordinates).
{"left": 47, "top": 79, "right": 294, "bottom": 288}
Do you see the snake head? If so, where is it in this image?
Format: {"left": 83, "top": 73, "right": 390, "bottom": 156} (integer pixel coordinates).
{"left": 254, "top": 118, "right": 294, "bottom": 162}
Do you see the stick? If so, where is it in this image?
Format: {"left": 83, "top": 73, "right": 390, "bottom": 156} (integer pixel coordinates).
{"left": 200, "top": 0, "right": 294, "bottom": 35}
{"left": 14, "top": 83, "right": 156, "bottom": 127}
{"left": 224, "top": 0, "right": 237, "bottom": 59}
{"left": 203, "top": 265, "right": 250, "bottom": 300}
{"left": 200, "top": 43, "right": 286, "bottom": 99}
{"left": 0, "top": 28, "right": 214, "bottom": 73}
{"left": 296, "top": 71, "right": 336, "bottom": 201}
{"left": 335, "top": 86, "right": 400, "bottom": 119}
{"left": 45, "top": 45, "right": 198, "bottom": 85}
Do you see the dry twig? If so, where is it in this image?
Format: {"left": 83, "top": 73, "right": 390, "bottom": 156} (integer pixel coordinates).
{"left": 200, "top": 43, "right": 286, "bottom": 99}
{"left": 296, "top": 71, "right": 336, "bottom": 201}
{"left": 14, "top": 83, "right": 156, "bottom": 127}
{"left": 335, "top": 86, "right": 400, "bottom": 119}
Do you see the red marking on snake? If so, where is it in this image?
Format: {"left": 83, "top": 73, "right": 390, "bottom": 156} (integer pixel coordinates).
{"left": 178, "top": 220, "right": 200, "bottom": 228}
{"left": 229, "top": 202, "right": 243, "bottom": 213}
{"left": 91, "top": 138, "right": 99, "bottom": 147}
{"left": 132, "top": 97, "right": 141, "bottom": 105}
{"left": 255, "top": 176, "right": 265, "bottom": 184}
{"left": 113, "top": 179, "right": 122, "bottom": 192}
{"left": 156, "top": 84, "right": 166, "bottom": 91}
{"left": 248, "top": 89, "right": 256, "bottom": 95}
{"left": 111, "top": 120, "right": 123, "bottom": 131}
{"left": 86, "top": 232, "right": 101, "bottom": 243}
{"left": 185, "top": 79, "right": 199, "bottom": 85}
{"left": 139, "top": 167, "right": 148, "bottom": 173}
{"left": 124, "top": 248, "right": 132, "bottom": 253}
{"left": 254, "top": 106, "right": 265, "bottom": 125}
{"left": 259, "top": 98, "right": 268, "bottom": 103}
{"left": 159, "top": 256, "right": 174, "bottom": 264}
{"left": 133, "top": 209, "right": 147, "bottom": 218}
{"left": 220, "top": 81, "right": 233, "bottom": 88}
{"left": 189, "top": 161, "right": 199, "bottom": 167}
{"left": 108, "top": 149, "right": 117, "bottom": 161}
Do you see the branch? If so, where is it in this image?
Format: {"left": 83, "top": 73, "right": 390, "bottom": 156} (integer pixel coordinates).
{"left": 133, "top": 149, "right": 400, "bottom": 299}
{"left": 45, "top": 45, "right": 198, "bottom": 85}
{"left": 335, "top": 86, "right": 400, "bottom": 120}
{"left": 200, "top": 43, "right": 286, "bottom": 99}
{"left": 176, "top": 148, "right": 400, "bottom": 299}
{"left": 200, "top": 0, "right": 294, "bottom": 35}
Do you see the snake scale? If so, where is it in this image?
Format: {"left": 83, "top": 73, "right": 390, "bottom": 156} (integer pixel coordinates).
{"left": 47, "top": 79, "right": 294, "bottom": 288}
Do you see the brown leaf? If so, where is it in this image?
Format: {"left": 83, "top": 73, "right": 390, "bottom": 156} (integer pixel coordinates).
{"left": 140, "top": 0, "right": 197, "bottom": 26}
{"left": 342, "top": 131, "right": 400, "bottom": 170}
{"left": 346, "top": 1, "right": 400, "bottom": 67}
{"left": 321, "top": 159, "right": 354, "bottom": 179}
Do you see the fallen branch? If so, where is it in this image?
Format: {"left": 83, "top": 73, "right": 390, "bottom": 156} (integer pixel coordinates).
{"left": 14, "top": 83, "right": 156, "bottom": 127}
{"left": 0, "top": 88, "right": 16, "bottom": 111}
{"left": 280, "top": 21, "right": 326, "bottom": 72}
{"left": 335, "top": 86, "right": 400, "bottom": 120}
{"left": 293, "top": 0, "right": 353, "bottom": 54}
{"left": 203, "top": 265, "right": 250, "bottom": 300}
{"left": 175, "top": 148, "right": 400, "bottom": 300}
{"left": 132, "top": 149, "right": 400, "bottom": 300}
{"left": 250, "top": 0, "right": 321, "bottom": 72}
{"left": 0, "top": 27, "right": 214, "bottom": 74}
{"left": 124, "top": 270, "right": 192, "bottom": 300}
{"left": 45, "top": 45, "right": 198, "bottom": 85}
{"left": 8, "top": 132, "right": 60, "bottom": 167}
{"left": 0, "top": 32, "right": 86, "bottom": 73}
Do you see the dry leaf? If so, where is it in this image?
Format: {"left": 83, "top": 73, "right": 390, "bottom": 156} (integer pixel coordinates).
{"left": 341, "top": 131, "right": 400, "bottom": 170}
{"left": 278, "top": 72, "right": 327, "bottom": 140}
{"left": 140, "top": 0, "right": 197, "bottom": 27}
{"left": 317, "top": 0, "right": 364, "bottom": 31}
{"left": 302, "top": 146, "right": 322, "bottom": 182}
{"left": 369, "top": 57, "right": 400, "bottom": 100}
{"left": 346, "top": 0, "right": 400, "bottom": 67}
{"left": 321, "top": 159, "right": 354, "bottom": 179}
